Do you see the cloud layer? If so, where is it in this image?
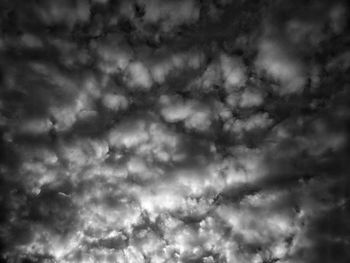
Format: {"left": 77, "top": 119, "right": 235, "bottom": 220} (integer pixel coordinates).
{"left": 0, "top": 0, "right": 349, "bottom": 262}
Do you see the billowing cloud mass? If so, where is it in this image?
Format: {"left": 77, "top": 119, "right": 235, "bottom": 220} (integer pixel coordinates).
{"left": 0, "top": 0, "right": 349, "bottom": 263}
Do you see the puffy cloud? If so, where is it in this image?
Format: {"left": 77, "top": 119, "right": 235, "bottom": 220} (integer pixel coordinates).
{"left": 224, "top": 112, "right": 273, "bottom": 134}
{"left": 146, "top": 122, "right": 180, "bottom": 162}
{"left": 97, "top": 39, "right": 134, "bottom": 74}
{"left": 239, "top": 88, "right": 265, "bottom": 108}
{"left": 16, "top": 118, "right": 52, "bottom": 135}
{"left": 149, "top": 51, "right": 203, "bottom": 84}
{"left": 102, "top": 93, "right": 129, "bottom": 111}
{"left": 159, "top": 95, "right": 194, "bottom": 122}
{"left": 329, "top": 3, "right": 348, "bottom": 34}
{"left": 159, "top": 95, "right": 213, "bottom": 131}
{"left": 220, "top": 53, "right": 247, "bottom": 90}
{"left": 20, "top": 33, "right": 43, "bottom": 48}
{"left": 35, "top": 0, "right": 90, "bottom": 27}
{"left": 60, "top": 138, "right": 109, "bottom": 166}
{"left": 256, "top": 39, "right": 306, "bottom": 95}
{"left": 199, "top": 62, "right": 223, "bottom": 91}
{"left": 108, "top": 118, "right": 149, "bottom": 148}
{"left": 138, "top": 0, "right": 200, "bottom": 32}
{"left": 138, "top": 185, "right": 185, "bottom": 217}
{"left": 300, "top": 118, "right": 347, "bottom": 156}
{"left": 125, "top": 62, "right": 153, "bottom": 90}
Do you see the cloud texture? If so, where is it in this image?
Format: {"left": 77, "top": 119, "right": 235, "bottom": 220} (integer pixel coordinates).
{"left": 0, "top": 0, "right": 349, "bottom": 262}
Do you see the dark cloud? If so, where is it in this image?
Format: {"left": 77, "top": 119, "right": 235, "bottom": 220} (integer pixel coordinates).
{"left": 0, "top": 0, "right": 349, "bottom": 262}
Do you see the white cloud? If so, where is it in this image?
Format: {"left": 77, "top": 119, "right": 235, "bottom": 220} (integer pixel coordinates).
{"left": 226, "top": 93, "right": 240, "bottom": 108}
{"left": 96, "top": 36, "right": 134, "bottom": 74}
{"left": 37, "top": 0, "right": 90, "bottom": 27}
{"left": 21, "top": 33, "right": 43, "bottom": 48}
{"left": 149, "top": 51, "right": 203, "bottom": 84}
{"left": 127, "top": 156, "right": 148, "bottom": 174}
{"left": 220, "top": 54, "right": 246, "bottom": 90}
{"left": 126, "top": 62, "right": 153, "bottom": 90}
{"left": 108, "top": 118, "right": 150, "bottom": 148}
{"left": 256, "top": 39, "right": 306, "bottom": 95}
{"left": 239, "top": 88, "right": 264, "bottom": 108}
{"left": 144, "top": 122, "right": 180, "bottom": 162}
{"left": 49, "top": 88, "right": 94, "bottom": 132}
{"left": 138, "top": 186, "right": 185, "bottom": 216}
{"left": 184, "top": 108, "right": 212, "bottom": 131}
{"left": 225, "top": 113, "right": 273, "bottom": 134}
{"left": 139, "top": 0, "right": 199, "bottom": 32}
{"left": 160, "top": 95, "right": 194, "bottom": 122}
{"left": 17, "top": 118, "right": 51, "bottom": 135}
{"left": 160, "top": 95, "right": 213, "bottom": 131}
{"left": 329, "top": 3, "right": 348, "bottom": 34}
{"left": 102, "top": 94, "right": 129, "bottom": 111}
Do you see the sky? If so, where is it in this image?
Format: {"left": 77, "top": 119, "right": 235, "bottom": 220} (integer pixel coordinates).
{"left": 0, "top": 0, "right": 349, "bottom": 262}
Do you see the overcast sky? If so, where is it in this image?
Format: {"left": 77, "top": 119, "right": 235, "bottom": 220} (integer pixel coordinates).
{"left": 0, "top": 0, "right": 349, "bottom": 262}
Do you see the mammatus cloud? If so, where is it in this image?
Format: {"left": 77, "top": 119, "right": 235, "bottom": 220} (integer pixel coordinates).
{"left": 0, "top": 0, "right": 349, "bottom": 262}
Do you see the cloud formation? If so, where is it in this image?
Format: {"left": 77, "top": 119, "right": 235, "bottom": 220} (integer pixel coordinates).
{"left": 0, "top": 0, "right": 349, "bottom": 262}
